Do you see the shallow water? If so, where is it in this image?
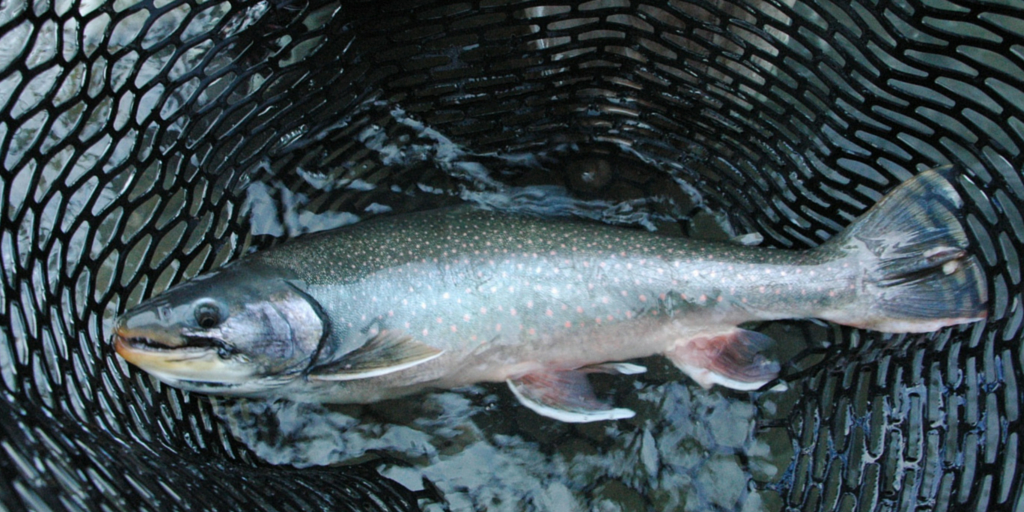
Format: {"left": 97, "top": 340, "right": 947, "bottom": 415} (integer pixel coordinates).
{"left": 205, "top": 105, "right": 821, "bottom": 511}
{"left": 212, "top": 357, "right": 802, "bottom": 511}
{"left": 61, "top": 92, "right": 826, "bottom": 510}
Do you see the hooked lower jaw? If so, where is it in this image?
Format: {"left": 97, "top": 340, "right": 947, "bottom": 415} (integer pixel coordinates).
{"left": 114, "top": 331, "right": 216, "bottom": 360}
{"left": 112, "top": 329, "right": 256, "bottom": 387}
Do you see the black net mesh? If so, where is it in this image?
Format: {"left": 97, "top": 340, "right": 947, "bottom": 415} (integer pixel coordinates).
{"left": 1, "top": 0, "right": 1022, "bottom": 510}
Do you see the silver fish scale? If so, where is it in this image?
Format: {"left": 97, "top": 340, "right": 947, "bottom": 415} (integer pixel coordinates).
{"left": 0, "top": 0, "right": 1021, "bottom": 510}
{"left": 257, "top": 209, "right": 851, "bottom": 363}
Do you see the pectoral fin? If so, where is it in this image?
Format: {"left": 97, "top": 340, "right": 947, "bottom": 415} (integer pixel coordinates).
{"left": 666, "top": 328, "right": 779, "bottom": 391}
{"left": 507, "top": 370, "right": 635, "bottom": 423}
{"left": 309, "top": 330, "right": 443, "bottom": 381}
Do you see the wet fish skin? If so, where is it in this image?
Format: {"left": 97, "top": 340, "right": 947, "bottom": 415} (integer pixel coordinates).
{"left": 113, "top": 169, "right": 987, "bottom": 422}
{"left": 113, "top": 265, "right": 325, "bottom": 394}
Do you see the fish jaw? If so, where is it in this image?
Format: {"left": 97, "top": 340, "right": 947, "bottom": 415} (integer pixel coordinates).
{"left": 110, "top": 263, "right": 327, "bottom": 394}
{"left": 113, "top": 324, "right": 259, "bottom": 387}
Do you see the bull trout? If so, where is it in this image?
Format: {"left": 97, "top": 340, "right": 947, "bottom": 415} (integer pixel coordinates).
{"left": 113, "top": 169, "right": 987, "bottom": 422}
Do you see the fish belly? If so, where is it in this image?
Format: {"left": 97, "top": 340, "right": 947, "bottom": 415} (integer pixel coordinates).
{"left": 308, "top": 232, "right": 824, "bottom": 395}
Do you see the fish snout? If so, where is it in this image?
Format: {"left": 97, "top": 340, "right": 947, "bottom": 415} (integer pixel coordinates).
{"left": 111, "top": 308, "right": 191, "bottom": 355}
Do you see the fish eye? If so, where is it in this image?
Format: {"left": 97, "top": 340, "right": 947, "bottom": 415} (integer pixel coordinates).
{"left": 194, "top": 302, "right": 222, "bottom": 330}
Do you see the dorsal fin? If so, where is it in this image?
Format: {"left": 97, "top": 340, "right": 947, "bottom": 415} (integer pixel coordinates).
{"left": 308, "top": 330, "right": 443, "bottom": 381}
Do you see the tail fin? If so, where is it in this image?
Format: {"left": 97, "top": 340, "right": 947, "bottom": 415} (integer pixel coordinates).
{"left": 818, "top": 167, "right": 988, "bottom": 332}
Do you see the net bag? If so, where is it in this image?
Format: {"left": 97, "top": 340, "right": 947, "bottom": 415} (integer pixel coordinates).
{"left": 1, "top": 0, "right": 1022, "bottom": 510}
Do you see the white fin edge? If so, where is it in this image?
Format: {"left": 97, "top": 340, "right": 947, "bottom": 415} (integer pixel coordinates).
{"left": 730, "top": 232, "right": 764, "bottom": 246}
{"left": 675, "top": 363, "right": 773, "bottom": 391}
{"left": 603, "top": 362, "right": 647, "bottom": 375}
{"left": 310, "top": 350, "right": 445, "bottom": 382}
{"left": 506, "top": 379, "right": 635, "bottom": 423}
{"left": 585, "top": 362, "right": 647, "bottom": 375}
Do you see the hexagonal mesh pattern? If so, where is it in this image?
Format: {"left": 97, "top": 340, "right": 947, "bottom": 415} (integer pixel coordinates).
{"left": 1, "top": 0, "right": 1022, "bottom": 510}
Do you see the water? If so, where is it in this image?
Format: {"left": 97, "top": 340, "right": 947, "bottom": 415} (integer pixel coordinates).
{"left": 215, "top": 106, "right": 813, "bottom": 511}
{"left": 213, "top": 363, "right": 799, "bottom": 511}
{"left": 4, "top": 1, "right": 1011, "bottom": 509}
{"left": 243, "top": 101, "right": 701, "bottom": 237}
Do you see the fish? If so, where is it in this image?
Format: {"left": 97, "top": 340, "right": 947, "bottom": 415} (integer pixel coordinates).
{"left": 113, "top": 169, "right": 987, "bottom": 422}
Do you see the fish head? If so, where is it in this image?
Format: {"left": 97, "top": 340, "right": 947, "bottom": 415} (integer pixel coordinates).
{"left": 112, "top": 265, "right": 325, "bottom": 395}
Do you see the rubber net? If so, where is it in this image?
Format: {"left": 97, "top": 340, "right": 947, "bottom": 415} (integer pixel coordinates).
{"left": 1, "top": 0, "right": 1022, "bottom": 510}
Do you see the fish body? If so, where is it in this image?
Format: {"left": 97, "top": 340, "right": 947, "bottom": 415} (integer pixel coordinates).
{"left": 114, "top": 170, "right": 987, "bottom": 422}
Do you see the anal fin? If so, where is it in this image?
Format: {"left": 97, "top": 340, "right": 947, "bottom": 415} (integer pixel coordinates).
{"left": 507, "top": 370, "right": 635, "bottom": 423}
{"left": 666, "top": 328, "right": 779, "bottom": 391}
{"left": 309, "top": 330, "right": 443, "bottom": 381}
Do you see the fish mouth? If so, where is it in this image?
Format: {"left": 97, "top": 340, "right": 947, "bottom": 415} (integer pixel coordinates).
{"left": 113, "top": 328, "right": 257, "bottom": 386}
{"left": 112, "top": 326, "right": 230, "bottom": 369}
{"left": 114, "top": 332, "right": 221, "bottom": 354}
